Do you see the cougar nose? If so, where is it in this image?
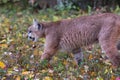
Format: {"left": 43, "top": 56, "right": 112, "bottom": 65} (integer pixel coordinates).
{"left": 28, "top": 36, "right": 33, "bottom": 40}
{"left": 32, "top": 38, "right": 35, "bottom": 41}
{"left": 29, "top": 36, "right": 32, "bottom": 39}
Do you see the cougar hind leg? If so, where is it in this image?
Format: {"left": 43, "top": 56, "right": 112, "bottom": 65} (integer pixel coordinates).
{"left": 72, "top": 48, "right": 84, "bottom": 65}
{"left": 117, "top": 41, "right": 120, "bottom": 50}
{"left": 99, "top": 29, "right": 120, "bottom": 67}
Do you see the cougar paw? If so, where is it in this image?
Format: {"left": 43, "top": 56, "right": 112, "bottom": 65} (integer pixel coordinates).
{"left": 74, "top": 57, "right": 83, "bottom": 65}
{"left": 111, "top": 55, "right": 120, "bottom": 67}
{"left": 40, "top": 53, "right": 52, "bottom": 61}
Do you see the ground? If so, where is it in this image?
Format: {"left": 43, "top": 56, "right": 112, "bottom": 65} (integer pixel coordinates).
{"left": 0, "top": 4, "right": 120, "bottom": 80}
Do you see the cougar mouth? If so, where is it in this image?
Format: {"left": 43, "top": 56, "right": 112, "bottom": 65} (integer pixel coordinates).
{"left": 27, "top": 32, "right": 38, "bottom": 42}
{"left": 28, "top": 36, "right": 35, "bottom": 41}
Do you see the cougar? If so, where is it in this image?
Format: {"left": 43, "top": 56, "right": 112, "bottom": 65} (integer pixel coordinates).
{"left": 28, "top": 13, "right": 120, "bottom": 67}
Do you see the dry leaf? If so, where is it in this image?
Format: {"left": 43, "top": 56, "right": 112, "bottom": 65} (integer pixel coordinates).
{"left": 0, "top": 61, "right": 6, "bottom": 69}
{"left": 0, "top": 44, "right": 8, "bottom": 48}
{"left": 15, "top": 76, "right": 21, "bottom": 80}
{"left": 43, "top": 76, "right": 53, "bottom": 80}
{"left": 22, "top": 71, "right": 30, "bottom": 75}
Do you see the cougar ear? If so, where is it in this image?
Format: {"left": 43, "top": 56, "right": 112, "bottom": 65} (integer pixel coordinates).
{"left": 37, "top": 23, "right": 43, "bottom": 30}
{"left": 33, "top": 19, "right": 42, "bottom": 30}
{"left": 33, "top": 19, "right": 38, "bottom": 25}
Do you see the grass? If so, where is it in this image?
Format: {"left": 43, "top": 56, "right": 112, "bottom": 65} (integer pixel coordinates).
{"left": 0, "top": 4, "right": 120, "bottom": 80}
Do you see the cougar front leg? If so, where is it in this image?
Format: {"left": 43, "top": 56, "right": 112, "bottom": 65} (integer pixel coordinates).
{"left": 72, "top": 48, "right": 84, "bottom": 65}
{"left": 41, "top": 48, "right": 57, "bottom": 61}
{"left": 40, "top": 36, "right": 58, "bottom": 61}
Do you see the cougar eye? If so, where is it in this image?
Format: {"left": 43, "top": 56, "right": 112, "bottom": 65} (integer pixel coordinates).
{"left": 28, "top": 30, "right": 32, "bottom": 33}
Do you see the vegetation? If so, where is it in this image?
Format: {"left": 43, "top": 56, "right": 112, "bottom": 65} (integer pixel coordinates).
{"left": 0, "top": 2, "right": 120, "bottom": 80}
{"left": 1, "top": 0, "right": 120, "bottom": 11}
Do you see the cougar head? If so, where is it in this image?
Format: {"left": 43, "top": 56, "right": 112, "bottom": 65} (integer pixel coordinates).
{"left": 27, "top": 19, "right": 44, "bottom": 42}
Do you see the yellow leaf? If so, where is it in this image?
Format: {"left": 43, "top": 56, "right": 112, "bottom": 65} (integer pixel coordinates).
{"left": 22, "top": 71, "right": 30, "bottom": 75}
{"left": 104, "top": 69, "right": 109, "bottom": 74}
{"left": 43, "top": 76, "right": 53, "bottom": 80}
{"left": 29, "top": 73, "right": 34, "bottom": 78}
{"left": 110, "top": 75, "right": 116, "bottom": 80}
{"left": 0, "top": 44, "right": 8, "bottom": 48}
{"left": 42, "top": 70, "right": 47, "bottom": 73}
{"left": 91, "top": 72, "right": 96, "bottom": 76}
{"left": 53, "top": 56, "right": 58, "bottom": 61}
{"left": 5, "top": 27, "right": 9, "bottom": 33}
{"left": 18, "top": 32, "right": 22, "bottom": 37}
{"left": 53, "top": 16, "right": 59, "bottom": 21}
{"left": 15, "top": 76, "right": 20, "bottom": 80}
{"left": 96, "top": 77, "right": 103, "bottom": 80}
{"left": 89, "top": 54, "right": 93, "bottom": 60}
{"left": 7, "top": 70, "right": 13, "bottom": 75}
{"left": 1, "top": 77, "right": 6, "bottom": 80}
{"left": 63, "top": 60, "right": 68, "bottom": 65}
{"left": 33, "top": 49, "right": 39, "bottom": 56}
{"left": 0, "top": 40, "right": 6, "bottom": 43}
{"left": 0, "top": 61, "right": 6, "bottom": 69}
{"left": 72, "top": 60, "right": 78, "bottom": 66}
{"left": 80, "top": 69, "right": 85, "bottom": 74}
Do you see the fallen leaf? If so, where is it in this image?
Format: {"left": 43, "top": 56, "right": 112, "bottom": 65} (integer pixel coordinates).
{"left": 89, "top": 54, "right": 93, "bottom": 60}
{"left": 43, "top": 76, "right": 53, "bottom": 80}
{"left": 22, "top": 71, "right": 30, "bottom": 75}
{"left": 33, "top": 49, "right": 39, "bottom": 56}
{"left": 63, "top": 60, "right": 68, "bottom": 65}
{"left": 15, "top": 75, "right": 21, "bottom": 80}
{"left": 0, "top": 44, "right": 8, "bottom": 48}
{"left": 110, "top": 75, "right": 116, "bottom": 80}
{"left": 0, "top": 61, "right": 6, "bottom": 69}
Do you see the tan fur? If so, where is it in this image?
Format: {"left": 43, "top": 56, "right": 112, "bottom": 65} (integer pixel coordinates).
{"left": 28, "top": 13, "right": 120, "bottom": 67}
